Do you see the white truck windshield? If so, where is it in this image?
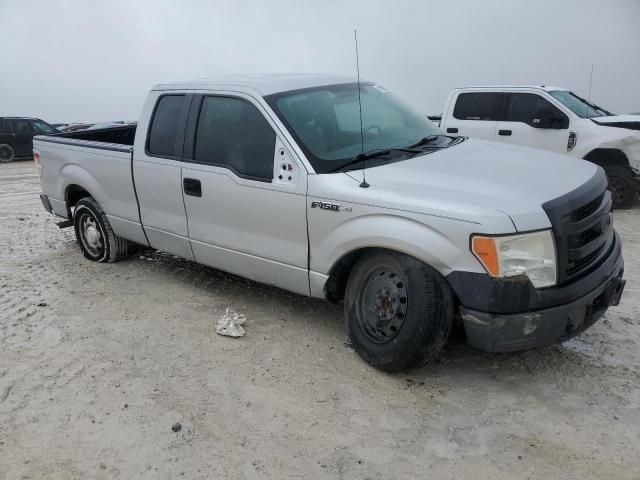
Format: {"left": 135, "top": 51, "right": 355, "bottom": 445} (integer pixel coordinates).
{"left": 549, "top": 91, "right": 612, "bottom": 119}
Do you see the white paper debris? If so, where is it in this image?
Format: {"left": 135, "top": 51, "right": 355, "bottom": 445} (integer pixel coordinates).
{"left": 216, "top": 307, "right": 246, "bottom": 337}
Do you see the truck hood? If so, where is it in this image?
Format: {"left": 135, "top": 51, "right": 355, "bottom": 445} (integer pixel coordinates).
{"left": 592, "top": 115, "right": 640, "bottom": 131}
{"left": 357, "top": 139, "right": 599, "bottom": 232}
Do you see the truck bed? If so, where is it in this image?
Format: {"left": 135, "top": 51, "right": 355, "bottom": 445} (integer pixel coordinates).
{"left": 34, "top": 124, "right": 147, "bottom": 246}
{"left": 56, "top": 124, "right": 137, "bottom": 146}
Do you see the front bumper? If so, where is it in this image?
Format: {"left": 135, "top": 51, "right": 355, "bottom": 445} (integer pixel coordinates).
{"left": 450, "top": 232, "right": 625, "bottom": 352}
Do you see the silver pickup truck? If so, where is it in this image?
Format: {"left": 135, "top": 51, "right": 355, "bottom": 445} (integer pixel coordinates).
{"left": 35, "top": 74, "right": 625, "bottom": 371}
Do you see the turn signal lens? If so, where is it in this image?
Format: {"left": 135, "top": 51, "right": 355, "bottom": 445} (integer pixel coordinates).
{"left": 471, "top": 236, "right": 499, "bottom": 276}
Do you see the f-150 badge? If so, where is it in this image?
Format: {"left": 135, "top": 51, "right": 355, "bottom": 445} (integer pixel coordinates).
{"left": 311, "top": 201, "right": 351, "bottom": 212}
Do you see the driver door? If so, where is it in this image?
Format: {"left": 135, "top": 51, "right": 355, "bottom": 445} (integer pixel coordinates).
{"left": 180, "top": 93, "right": 310, "bottom": 296}
{"left": 493, "top": 92, "right": 572, "bottom": 154}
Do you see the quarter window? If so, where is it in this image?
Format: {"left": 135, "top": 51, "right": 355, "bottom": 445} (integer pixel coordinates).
{"left": 453, "top": 93, "right": 503, "bottom": 121}
{"left": 194, "top": 96, "right": 275, "bottom": 181}
{"left": 148, "top": 95, "right": 186, "bottom": 157}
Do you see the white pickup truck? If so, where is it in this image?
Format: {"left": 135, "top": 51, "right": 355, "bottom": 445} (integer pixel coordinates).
{"left": 35, "top": 74, "right": 625, "bottom": 371}
{"left": 438, "top": 86, "right": 640, "bottom": 208}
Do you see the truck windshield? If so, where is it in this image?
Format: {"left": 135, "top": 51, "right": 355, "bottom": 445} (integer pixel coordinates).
{"left": 549, "top": 91, "right": 613, "bottom": 118}
{"left": 265, "top": 83, "right": 443, "bottom": 173}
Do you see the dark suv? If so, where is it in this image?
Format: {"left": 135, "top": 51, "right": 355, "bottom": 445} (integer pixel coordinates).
{"left": 0, "top": 117, "right": 57, "bottom": 162}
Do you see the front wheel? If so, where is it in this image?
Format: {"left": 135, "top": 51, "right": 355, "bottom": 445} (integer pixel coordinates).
{"left": 73, "top": 197, "right": 130, "bottom": 262}
{"left": 344, "top": 250, "right": 454, "bottom": 372}
{"left": 606, "top": 166, "right": 637, "bottom": 209}
{"left": 0, "top": 144, "right": 15, "bottom": 163}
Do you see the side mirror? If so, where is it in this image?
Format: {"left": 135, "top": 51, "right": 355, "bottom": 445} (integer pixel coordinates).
{"left": 532, "top": 109, "right": 568, "bottom": 129}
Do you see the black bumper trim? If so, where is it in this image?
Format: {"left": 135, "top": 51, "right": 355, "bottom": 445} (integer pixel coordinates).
{"left": 39, "top": 194, "right": 52, "bottom": 213}
{"left": 460, "top": 263, "right": 625, "bottom": 353}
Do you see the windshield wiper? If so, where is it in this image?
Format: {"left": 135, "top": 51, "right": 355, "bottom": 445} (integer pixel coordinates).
{"left": 408, "top": 134, "right": 447, "bottom": 149}
{"left": 329, "top": 148, "right": 422, "bottom": 173}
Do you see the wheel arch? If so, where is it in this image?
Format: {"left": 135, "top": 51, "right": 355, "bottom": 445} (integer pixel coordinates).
{"left": 583, "top": 148, "right": 630, "bottom": 170}
{"left": 323, "top": 243, "right": 467, "bottom": 304}
{"left": 65, "top": 184, "right": 94, "bottom": 216}
{"left": 311, "top": 213, "right": 485, "bottom": 303}
{"left": 60, "top": 164, "right": 108, "bottom": 218}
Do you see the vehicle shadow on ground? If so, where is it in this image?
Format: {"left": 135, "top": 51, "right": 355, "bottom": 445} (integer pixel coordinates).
{"left": 113, "top": 247, "right": 602, "bottom": 379}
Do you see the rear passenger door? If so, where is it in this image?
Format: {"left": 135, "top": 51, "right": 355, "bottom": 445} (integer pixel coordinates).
{"left": 444, "top": 92, "right": 503, "bottom": 140}
{"left": 133, "top": 93, "right": 195, "bottom": 260}
{"left": 180, "top": 93, "right": 309, "bottom": 296}
{"left": 494, "top": 92, "right": 571, "bottom": 153}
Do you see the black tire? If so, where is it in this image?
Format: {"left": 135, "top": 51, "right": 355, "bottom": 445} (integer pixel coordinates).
{"left": 73, "top": 197, "right": 130, "bottom": 262}
{"left": 0, "top": 144, "right": 15, "bottom": 163}
{"left": 605, "top": 165, "right": 637, "bottom": 209}
{"left": 344, "top": 250, "right": 454, "bottom": 372}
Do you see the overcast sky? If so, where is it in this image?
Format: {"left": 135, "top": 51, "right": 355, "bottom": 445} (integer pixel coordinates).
{"left": 1, "top": 0, "right": 639, "bottom": 122}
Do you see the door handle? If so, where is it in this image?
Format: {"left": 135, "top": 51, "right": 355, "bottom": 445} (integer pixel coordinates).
{"left": 446, "top": 127, "right": 459, "bottom": 134}
{"left": 183, "top": 178, "right": 202, "bottom": 197}
{"left": 498, "top": 129, "right": 512, "bottom": 136}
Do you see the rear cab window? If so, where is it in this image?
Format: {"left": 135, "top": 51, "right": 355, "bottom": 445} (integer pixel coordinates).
{"left": 147, "top": 95, "right": 187, "bottom": 158}
{"left": 453, "top": 92, "right": 503, "bottom": 121}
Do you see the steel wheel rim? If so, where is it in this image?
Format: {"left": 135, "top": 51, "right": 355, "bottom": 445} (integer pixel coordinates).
{"left": 357, "top": 266, "right": 408, "bottom": 344}
{"left": 0, "top": 145, "right": 13, "bottom": 162}
{"left": 79, "top": 212, "right": 103, "bottom": 256}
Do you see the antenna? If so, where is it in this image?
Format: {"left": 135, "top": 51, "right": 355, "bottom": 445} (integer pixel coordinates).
{"left": 354, "top": 29, "right": 369, "bottom": 188}
{"left": 587, "top": 63, "right": 594, "bottom": 118}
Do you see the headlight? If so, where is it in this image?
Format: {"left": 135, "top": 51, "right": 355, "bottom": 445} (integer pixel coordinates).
{"left": 471, "top": 230, "right": 557, "bottom": 288}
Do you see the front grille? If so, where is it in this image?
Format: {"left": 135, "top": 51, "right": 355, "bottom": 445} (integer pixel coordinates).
{"left": 566, "top": 243, "right": 606, "bottom": 277}
{"left": 571, "top": 191, "right": 604, "bottom": 222}
{"left": 543, "top": 170, "right": 614, "bottom": 285}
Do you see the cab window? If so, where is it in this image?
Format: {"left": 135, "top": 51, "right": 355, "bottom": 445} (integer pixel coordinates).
{"left": 453, "top": 93, "right": 503, "bottom": 121}
{"left": 147, "top": 95, "right": 187, "bottom": 157}
{"left": 506, "top": 93, "right": 569, "bottom": 128}
{"left": 193, "top": 96, "right": 275, "bottom": 181}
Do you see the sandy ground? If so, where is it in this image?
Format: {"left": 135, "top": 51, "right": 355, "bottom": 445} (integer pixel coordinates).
{"left": 1, "top": 160, "right": 639, "bottom": 480}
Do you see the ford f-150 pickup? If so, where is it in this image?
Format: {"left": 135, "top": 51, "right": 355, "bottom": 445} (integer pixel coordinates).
{"left": 35, "top": 74, "right": 626, "bottom": 371}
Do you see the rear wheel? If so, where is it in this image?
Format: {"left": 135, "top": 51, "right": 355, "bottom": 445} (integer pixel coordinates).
{"left": 0, "top": 144, "right": 15, "bottom": 163}
{"left": 73, "top": 197, "right": 130, "bottom": 262}
{"left": 344, "top": 250, "right": 453, "bottom": 372}
{"left": 605, "top": 165, "right": 637, "bottom": 209}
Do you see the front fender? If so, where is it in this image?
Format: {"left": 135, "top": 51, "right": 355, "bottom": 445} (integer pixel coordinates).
{"left": 574, "top": 131, "right": 640, "bottom": 173}
{"left": 310, "top": 211, "right": 489, "bottom": 280}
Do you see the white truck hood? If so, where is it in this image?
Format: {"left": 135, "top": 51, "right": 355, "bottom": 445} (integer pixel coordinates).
{"left": 591, "top": 114, "right": 640, "bottom": 126}
{"left": 357, "top": 139, "right": 599, "bottom": 232}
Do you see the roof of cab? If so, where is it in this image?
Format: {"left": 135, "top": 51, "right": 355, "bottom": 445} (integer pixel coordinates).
{"left": 152, "top": 73, "right": 358, "bottom": 96}
{"left": 454, "top": 85, "right": 569, "bottom": 92}
{"left": 1, "top": 116, "right": 40, "bottom": 120}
